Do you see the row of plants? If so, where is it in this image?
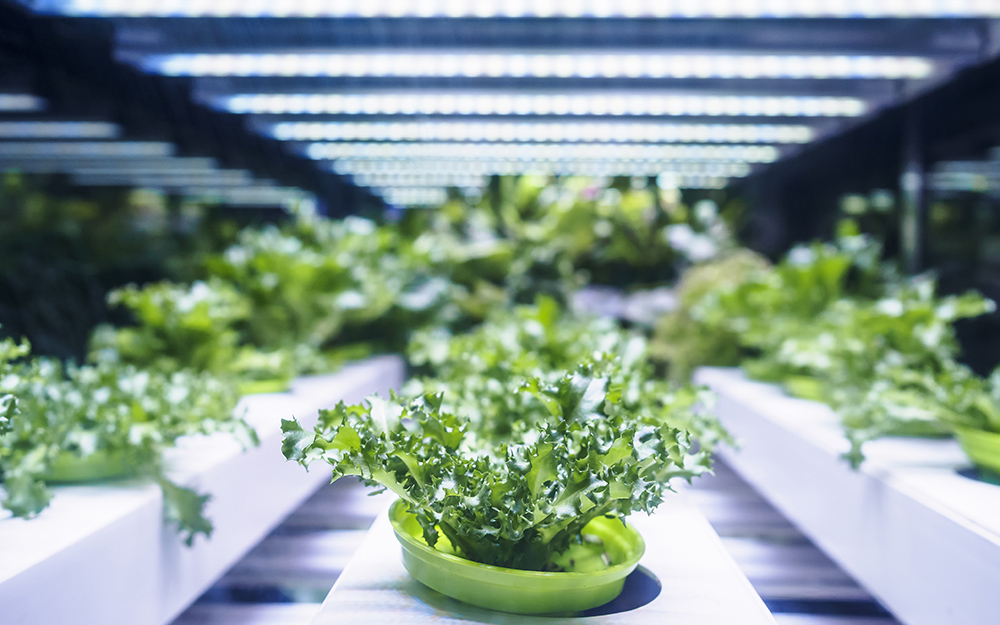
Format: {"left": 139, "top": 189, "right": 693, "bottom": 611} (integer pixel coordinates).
{"left": 89, "top": 177, "right": 735, "bottom": 383}
{"left": 652, "top": 219, "right": 1000, "bottom": 472}
{"left": 0, "top": 335, "right": 254, "bottom": 543}
{"left": 3, "top": 171, "right": 995, "bottom": 613}
{"left": 0, "top": 176, "right": 733, "bottom": 550}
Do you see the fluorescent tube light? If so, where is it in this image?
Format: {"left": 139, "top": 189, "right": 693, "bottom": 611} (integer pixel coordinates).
{"left": 71, "top": 170, "right": 254, "bottom": 187}
{"left": 148, "top": 51, "right": 934, "bottom": 80}
{"left": 225, "top": 93, "right": 866, "bottom": 117}
{"left": 380, "top": 187, "right": 449, "bottom": 206}
{"left": 306, "top": 142, "right": 781, "bottom": 162}
{"left": 0, "top": 121, "right": 120, "bottom": 139}
{"left": 37, "top": 0, "right": 1000, "bottom": 18}
{"left": 0, "top": 141, "right": 174, "bottom": 158}
{"left": 0, "top": 94, "right": 46, "bottom": 112}
{"left": 273, "top": 120, "right": 812, "bottom": 144}
{"left": 333, "top": 159, "right": 752, "bottom": 177}
{"left": 351, "top": 173, "right": 489, "bottom": 188}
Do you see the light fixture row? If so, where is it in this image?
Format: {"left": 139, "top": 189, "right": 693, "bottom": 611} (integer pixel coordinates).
{"left": 332, "top": 159, "right": 753, "bottom": 177}
{"left": 306, "top": 141, "right": 781, "bottom": 162}
{"left": 377, "top": 170, "right": 733, "bottom": 207}
{"left": 379, "top": 187, "right": 450, "bottom": 207}
{"left": 227, "top": 93, "right": 867, "bottom": 117}
{"left": 39, "top": 0, "right": 1000, "bottom": 18}
{"left": 0, "top": 94, "right": 46, "bottom": 112}
{"left": 0, "top": 121, "right": 121, "bottom": 139}
{"left": 352, "top": 173, "right": 490, "bottom": 188}
{"left": 150, "top": 51, "right": 935, "bottom": 80}
{"left": 184, "top": 186, "right": 312, "bottom": 206}
{"left": 70, "top": 170, "right": 254, "bottom": 186}
{"left": 271, "top": 121, "right": 813, "bottom": 144}
{"left": 0, "top": 141, "right": 175, "bottom": 158}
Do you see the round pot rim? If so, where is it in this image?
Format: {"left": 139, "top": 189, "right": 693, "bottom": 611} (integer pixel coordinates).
{"left": 388, "top": 498, "right": 646, "bottom": 581}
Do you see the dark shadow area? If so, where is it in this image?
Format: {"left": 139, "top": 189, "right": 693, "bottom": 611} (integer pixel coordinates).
{"left": 573, "top": 566, "right": 662, "bottom": 617}
{"left": 765, "top": 598, "right": 893, "bottom": 617}
{"left": 957, "top": 467, "right": 1000, "bottom": 486}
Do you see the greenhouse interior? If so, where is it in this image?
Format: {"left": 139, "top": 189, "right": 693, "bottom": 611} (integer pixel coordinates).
{"left": 2, "top": 3, "right": 1000, "bottom": 625}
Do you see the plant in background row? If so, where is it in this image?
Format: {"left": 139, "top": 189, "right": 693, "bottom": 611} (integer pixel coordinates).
{"left": 651, "top": 249, "right": 771, "bottom": 383}
{"left": 660, "top": 223, "right": 997, "bottom": 468}
{"left": 0, "top": 356, "right": 256, "bottom": 544}
{"left": 0, "top": 334, "right": 30, "bottom": 435}
{"left": 93, "top": 279, "right": 249, "bottom": 375}
{"left": 408, "top": 296, "right": 730, "bottom": 452}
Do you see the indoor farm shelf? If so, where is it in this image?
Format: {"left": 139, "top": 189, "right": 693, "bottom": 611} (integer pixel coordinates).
{"left": 309, "top": 492, "right": 776, "bottom": 624}
{"left": 694, "top": 366, "right": 1000, "bottom": 625}
{"left": 0, "top": 355, "right": 405, "bottom": 625}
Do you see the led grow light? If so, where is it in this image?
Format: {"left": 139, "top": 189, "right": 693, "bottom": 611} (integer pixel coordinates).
{"left": 36, "top": 0, "right": 1000, "bottom": 18}
{"left": 379, "top": 187, "right": 450, "bottom": 207}
{"left": 332, "top": 159, "right": 753, "bottom": 178}
{"left": 227, "top": 93, "right": 866, "bottom": 117}
{"left": 0, "top": 141, "right": 174, "bottom": 158}
{"left": 306, "top": 142, "right": 781, "bottom": 162}
{"left": 148, "top": 51, "right": 935, "bottom": 81}
{"left": 273, "top": 120, "right": 812, "bottom": 144}
{"left": 71, "top": 170, "right": 253, "bottom": 186}
{"left": 0, "top": 94, "right": 46, "bottom": 112}
{"left": 0, "top": 121, "right": 120, "bottom": 139}
{"left": 180, "top": 187, "right": 309, "bottom": 205}
{"left": 0, "top": 157, "right": 220, "bottom": 176}
{"left": 351, "top": 173, "right": 489, "bottom": 188}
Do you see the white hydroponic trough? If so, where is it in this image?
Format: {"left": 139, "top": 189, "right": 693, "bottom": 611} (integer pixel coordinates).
{"left": 0, "top": 355, "right": 405, "bottom": 625}
{"left": 309, "top": 493, "right": 776, "bottom": 625}
{"left": 695, "top": 366, "right": 1000, "bottom": 625}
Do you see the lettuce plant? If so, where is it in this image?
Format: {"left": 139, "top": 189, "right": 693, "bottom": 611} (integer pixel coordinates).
{"left": 282, "top": 362, "right": 711, "bottom": 571}
{"left": 94, "top": 279, "right": 250, "bottom": 375}
{"left": 0, "top": 356, "right": 255, "bottom": 544}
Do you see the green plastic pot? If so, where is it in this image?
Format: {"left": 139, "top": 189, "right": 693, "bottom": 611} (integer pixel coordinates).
{"left": 237, "top": 378, "right": 291, "bottom": 395}
{"left": 388, "top": 499, "right": 645, "bottom": 615}
{"left": 43, "top": 449, "right": 133, "bottom": 483}
{"left": 954, "top": 427, "right": 1000, "bottom": 476}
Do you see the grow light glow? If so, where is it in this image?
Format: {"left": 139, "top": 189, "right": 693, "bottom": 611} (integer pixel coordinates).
{"left": 350, "top": 172, "right": 490, "bottom": 188}
{"left": 380, "top": 187, "right": 449, "bottom": 207}
{"left": 70, "top": 170, "right": 254, "bottom": 187}
{"left": 306, "top": 142, "right": 781, "bottom": 162}
{"left": 0, "top": 121, "right": 121, "bottom": 139}
{"left": 274, "top": 121, "right": 812, "bottom": 144}
{"left": 0, "top": 157, "right": 220, "bottom": 176}
{"left": 179, "top": 187, "right": 308, "bottom": 205}
{"left": 331, "top": 159, "right": 753, "bottom": 178}
{"left": 0, "top": 94, "right": 46, "bottom": 112}
{"left": 149, "top": 51, "right": 935, "bottom": 81}
{"left": 227, "top": 93, "right": 867, "bottom": 118}
{"left": 36, "top": 0, "right": 1000, "bottom": 18}
{"left": 0, "top": 141, "right": 175, "bottom": 158}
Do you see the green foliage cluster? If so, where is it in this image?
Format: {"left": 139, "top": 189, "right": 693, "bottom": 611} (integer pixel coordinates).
{"left": 0, "top": 336, "right": 30, "bottom": 435}
{"left": 651, "top": 249, "right": 771, "bottom": 382}
{"left": 408, "top": 297, "right": 729, "bottom": 450}
{"left": 0, "top": 342, "right": 255, "bottom": 543}
{"left": 404, "top": 176, "right": 738, "bottom": 301}
{"left": 96, "top": 215, "right": 465, "bottom": 382}
{"left": 2, "top": 175, "right": 738, "bottom": 552}
{"left": 652, "top": 223, "right": 996, "bottom": 464}
{"left": 284, "top": 298, "right": 725, "bottom": 570}
{"left": 284, "top": 364, "right": 710, "bottom": 571}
